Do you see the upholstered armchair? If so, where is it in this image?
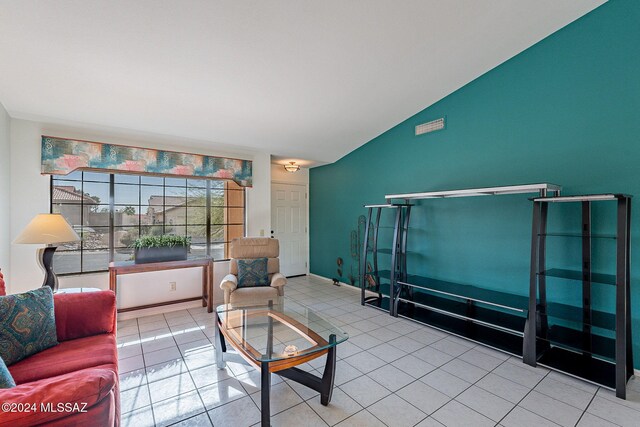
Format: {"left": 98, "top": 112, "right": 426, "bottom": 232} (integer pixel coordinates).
{"left": 220, "top": 237, "right": 287, "bottom": 306}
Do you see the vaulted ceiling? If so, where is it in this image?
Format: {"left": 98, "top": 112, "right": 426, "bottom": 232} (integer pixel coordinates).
{"left": 0, "top": 1, "right": 605, "bottom": 163}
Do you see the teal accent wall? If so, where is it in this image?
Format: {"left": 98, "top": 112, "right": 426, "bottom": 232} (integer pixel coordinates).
{"left": 310, "top": 0, "right": 640, "bottom": 365}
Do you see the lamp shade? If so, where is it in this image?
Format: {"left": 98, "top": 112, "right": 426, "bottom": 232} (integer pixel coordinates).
{"left": 13, "top": 214, "right": 80, "bottom": 244}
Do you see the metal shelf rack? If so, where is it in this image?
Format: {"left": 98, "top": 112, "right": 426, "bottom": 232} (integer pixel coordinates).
{"left": 359, "top": 203, "right": 412, "bottom": 313}
{"left": 524, "top": 194, "right": 633, "bottom": 399}
{"left": 367, "top": 184, "right": 562, "bottom": 351}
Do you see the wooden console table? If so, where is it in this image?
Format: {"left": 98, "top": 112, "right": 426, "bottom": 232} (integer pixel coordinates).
{"left": 109, "top": 258, "right": 214, "bottom": 313}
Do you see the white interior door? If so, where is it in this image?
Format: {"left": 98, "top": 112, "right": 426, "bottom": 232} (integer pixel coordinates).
{"left": 271, "top": 183, "right": 307, "bottom": 277}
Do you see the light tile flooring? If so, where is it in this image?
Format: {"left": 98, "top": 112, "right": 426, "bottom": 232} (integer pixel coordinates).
{"left": 118, "top": 276, "right": 640, "bottom": 426}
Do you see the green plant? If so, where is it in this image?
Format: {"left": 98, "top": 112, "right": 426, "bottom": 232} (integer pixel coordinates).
{"left": 132, "top": 235, "right": 191, "bottom": 249}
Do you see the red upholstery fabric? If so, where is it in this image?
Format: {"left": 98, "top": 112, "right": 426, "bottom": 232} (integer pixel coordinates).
{"left": 0, "top": 289, "right": 119, "bottom": 426}
{"left": 45, "top": 389, "right": 116, "bottom": 427}
{"left": 0, "top": 368, "right": 116, "bottom": 427}
{"left": 9, "top": 333, "right": 117, "bottom": 384}
{"left": 0, "top": 270, "right": 6, "bottom": 296}
{"left": 54, "top": 290, "right": 116, "bottom": 341}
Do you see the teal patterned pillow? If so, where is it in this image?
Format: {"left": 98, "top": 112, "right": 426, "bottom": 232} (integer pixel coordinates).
{"left": 237, "top": 258, "right": 269, "bottom": 288}
{"left": 0, "top": 356, "right": 15, "bottom": 388}
{"left": 0, "top": 287, "right": 59, "bottom": 365}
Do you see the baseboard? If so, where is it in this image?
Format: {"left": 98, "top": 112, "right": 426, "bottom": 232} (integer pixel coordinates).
{"left": 307, "top": 273, "right": 361, "bottom": 294}
{"left": 117, "top": 300, "right": 203, "bottom": 321}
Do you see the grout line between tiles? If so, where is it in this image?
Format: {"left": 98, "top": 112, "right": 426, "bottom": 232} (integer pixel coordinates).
{"left": 495, "top": 365, "right": 551, "bottom": 425}
{"left": 120, "top": 278, "right": 632, "bottom": 427}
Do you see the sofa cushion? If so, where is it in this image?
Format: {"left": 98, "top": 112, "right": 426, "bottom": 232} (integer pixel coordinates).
{"left": 229, "top": 286, "right": 279, "bottom": 306}
{"left": 0, "top": 287, "right": 58, "bottom": 365}
{"left": 54, "top": 290, "right": 116, "bottom": 341}
{"left": 0, "top": 356, "right": 15, "bottom": 388}
{"left": 230, "top": 237, "right": 279, "bottom": 258}
{"left": 0, "top": 368, "right": 116, "bottom": 427}
{"left": 8, "top": 333, "right": 117, "bottom": 385}
{"left": 237, "top": 257, "right": 269, "bottom": 287}
{"left": 43, "top": 389, "right": 116, "bottom": 427}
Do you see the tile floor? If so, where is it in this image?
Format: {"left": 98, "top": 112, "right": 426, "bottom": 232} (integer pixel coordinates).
{"left": 117, "top": 276, "right": 640, "bottom": 426}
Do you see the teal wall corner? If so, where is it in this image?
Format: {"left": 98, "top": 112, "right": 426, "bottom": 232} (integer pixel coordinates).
{"left": 310, "top": 0, "right": 640, "bottom": 366}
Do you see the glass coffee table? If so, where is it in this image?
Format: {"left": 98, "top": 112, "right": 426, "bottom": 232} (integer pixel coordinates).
{"left": 215, "top": 298, "right": 349, "bottom": 426}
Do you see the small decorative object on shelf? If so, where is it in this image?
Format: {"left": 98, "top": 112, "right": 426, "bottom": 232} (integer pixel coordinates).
{"left": 132, "top": 235, "right": 191, "bottom": 264}
{"left": 283, "top": 345, "right": 299, "bottom": 357}
{"left": 332, "top": 257, "right": 343, "bottom": 286}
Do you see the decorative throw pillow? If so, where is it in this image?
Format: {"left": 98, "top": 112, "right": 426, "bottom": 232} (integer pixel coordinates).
{"left": 0, "top": 356, "right": 15, "bottom": 388}
{"left": 0, "top": 287, "right": 59, "bottom": 365}
{"left": 237, "top": 258, "right": 269, "bottom": 288}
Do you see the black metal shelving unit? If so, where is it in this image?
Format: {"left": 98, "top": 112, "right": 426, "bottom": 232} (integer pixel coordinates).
{"left": 524, "top": 194, "right": 633, "bottom": 399}
{"left": 382, "top": 184, "right": 561, "bottom": 345}
{"left": 360, "top": 203, "right": 412, "bottom": 313}
{"left": 395, "top": 275, "right": 530, "bottom": 356}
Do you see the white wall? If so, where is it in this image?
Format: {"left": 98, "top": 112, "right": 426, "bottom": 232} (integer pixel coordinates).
{"left": 271, "top": 163, "right": 309, "bottom": 185}
{"left": 8, "top": 119, "right": 272, "bottom": 308}
{"left": 0, "top": 104, "right": 10, "bottom": 280}
{"left": 246, "top": 152, "right": 272, "bottom": 237}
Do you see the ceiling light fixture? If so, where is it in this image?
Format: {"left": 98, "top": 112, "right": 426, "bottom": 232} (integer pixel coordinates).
{"left": 284, "top": 162, "right": 300, "bottom": 173}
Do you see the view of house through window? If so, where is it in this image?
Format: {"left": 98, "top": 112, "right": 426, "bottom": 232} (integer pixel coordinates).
{"left": 51, "top": 171, "right": 245, "bottom": 274}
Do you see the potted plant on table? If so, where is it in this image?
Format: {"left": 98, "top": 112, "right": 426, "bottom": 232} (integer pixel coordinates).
{"left": 132, "top": 235, "right": 191, "bottom": 264}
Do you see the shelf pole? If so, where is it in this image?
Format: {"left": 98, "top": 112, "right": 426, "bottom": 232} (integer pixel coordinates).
{"left": 537, "top": 201, "right": 549, "bottom": 343}
{"left": 625, "top": 199, "right": 633, "bottom": 386}
{"left": 524, "top": 199, "right": 542, "bottom": 366}
{"left": 401, "top": 206, "right": 412, "bottom": 302}
{"left": 360, "top": 208, "right": 372, "bottom": 305}
{"left": 582, "top": 201, "right": 593, "bottom": 359}
{"left": 373, "top": 208, "right": 382, "bottom": 300}
{"left": 616, "top": 196, "right": 631, "bottom": 398}
{"left": 390, "top": 207, "right": 402, "bottom": 317}
{"left": 401, "top": 206, "right": 412, "bottom": 284}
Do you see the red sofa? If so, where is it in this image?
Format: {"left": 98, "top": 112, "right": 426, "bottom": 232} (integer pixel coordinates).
{"left": 0, "top": 290, "right": 120, "bottom": 426}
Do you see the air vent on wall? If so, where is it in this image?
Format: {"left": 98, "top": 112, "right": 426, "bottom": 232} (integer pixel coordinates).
{"left": 415, "top": 117, "right": 445, "bottom": 136}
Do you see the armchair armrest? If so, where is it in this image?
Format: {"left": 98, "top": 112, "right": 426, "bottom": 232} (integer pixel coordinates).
{"left": 270, "top": 273, "right": 287, "bottom": 288}
{"left": 0, "top": 368, "right": 116, "bottom": 426}
{"left": 54, "top": 291, "right": 116, "bottom": 342}
{"left": 220, "top": 274, "right": 238, "bottom": 293}
{"left": 220, "top": 274, "right": 237, "bottom": 304}
{"left": 270, "top": 273, "right": 286, "bottom": 296}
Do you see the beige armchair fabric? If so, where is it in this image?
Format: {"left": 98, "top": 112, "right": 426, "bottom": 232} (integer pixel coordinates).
{"left": 220, "top": 237, "right": 287, "bottom": 306}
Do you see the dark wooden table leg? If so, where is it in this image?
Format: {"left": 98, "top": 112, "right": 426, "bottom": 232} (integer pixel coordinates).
{"left": 201, "top": 266, "right": 207, "bottom": 308}
{"left": 320, "top": 334, "right": 337, "bottom": 405}
{"left": 261, "top": 361, "right": 271, "bottom": 427}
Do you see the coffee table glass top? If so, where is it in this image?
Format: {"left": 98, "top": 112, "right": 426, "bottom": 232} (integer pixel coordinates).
{"left": 216, "top": 298, "right": 349, "bottom": 363}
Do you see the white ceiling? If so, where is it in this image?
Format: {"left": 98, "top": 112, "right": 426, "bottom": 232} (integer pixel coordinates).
{"left": 0, "top": 1, "right": 605, "bottom": 164}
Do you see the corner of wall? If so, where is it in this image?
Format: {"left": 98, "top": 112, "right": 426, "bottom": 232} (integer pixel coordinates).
{"left": 245, "top": 152, "right": 272, "bottom": 237}
{"left": 0, "top": 103, "right": 10, "bottom": 283}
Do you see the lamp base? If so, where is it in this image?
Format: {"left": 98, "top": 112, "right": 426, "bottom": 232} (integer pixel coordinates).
{"left": 37, "top": 246, "right": 59, "bottom": 292}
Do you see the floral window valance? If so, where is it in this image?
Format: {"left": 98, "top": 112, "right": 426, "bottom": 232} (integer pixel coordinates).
{"left": 40, "top": 136, "right": 253, "bottom": 187}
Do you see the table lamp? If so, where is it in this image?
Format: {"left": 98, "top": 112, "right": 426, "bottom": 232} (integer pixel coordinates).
{"left": 13, "top": 213, "right": 80, "bottom": 291}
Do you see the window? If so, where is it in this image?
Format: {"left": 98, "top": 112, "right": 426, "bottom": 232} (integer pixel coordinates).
{"left": 51, "top": 171, "right": 246, "bottom": 274}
